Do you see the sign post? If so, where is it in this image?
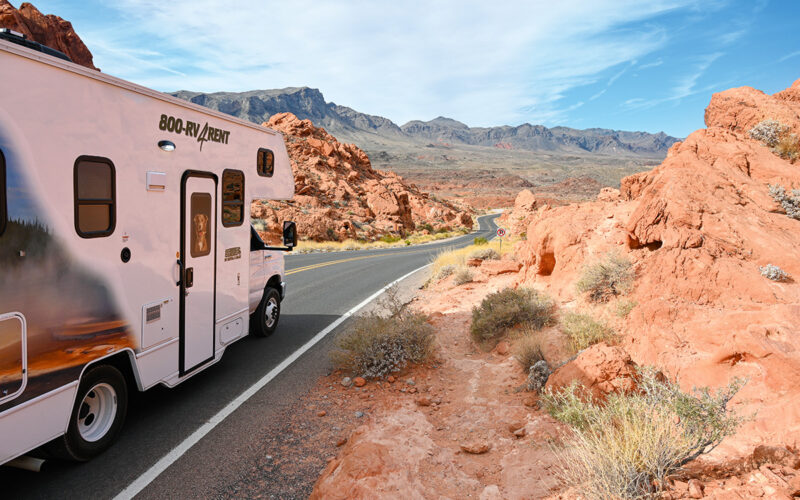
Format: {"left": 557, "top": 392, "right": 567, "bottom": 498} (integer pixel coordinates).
{"left": 496, "top": 227, "right": 507, "bottom": 254}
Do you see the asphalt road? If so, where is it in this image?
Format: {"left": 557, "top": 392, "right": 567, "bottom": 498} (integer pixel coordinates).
{"left": 0, "top": 213, "right": 500, "bottom": 499}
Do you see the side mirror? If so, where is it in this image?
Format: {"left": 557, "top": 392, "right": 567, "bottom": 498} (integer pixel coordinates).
{"left": 283, "top": 221, "right": 297, "bottom": 250}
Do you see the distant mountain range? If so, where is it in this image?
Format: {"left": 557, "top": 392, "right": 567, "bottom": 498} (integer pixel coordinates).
{"left": 172, "top": 87, "right": 679, "bottom": 157}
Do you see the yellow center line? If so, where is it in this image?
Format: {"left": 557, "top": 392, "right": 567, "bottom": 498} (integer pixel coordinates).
{"left": 285, "top": 248, "right": 434, "bottom": 275}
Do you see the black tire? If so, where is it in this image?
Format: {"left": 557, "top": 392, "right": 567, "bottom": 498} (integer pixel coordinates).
{"left": 251, "top": 287, "right": 281, "bottom": 337}
{"left": 45, "top": 364, "right": 128, "bottom": 462}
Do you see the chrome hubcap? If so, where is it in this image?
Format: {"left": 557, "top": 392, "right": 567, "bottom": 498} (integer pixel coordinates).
{"left": 78, "top": 382, "right": 117, "bottom": 442}
{"left": 265, "top": 298, "right": 279, "bottom": 328}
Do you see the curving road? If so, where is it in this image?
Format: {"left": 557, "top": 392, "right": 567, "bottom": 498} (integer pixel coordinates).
{"left": 0, "top": 213, "right": 500, "bottom": 499}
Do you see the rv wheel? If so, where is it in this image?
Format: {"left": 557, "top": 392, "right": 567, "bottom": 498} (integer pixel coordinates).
{"left": 46, "top": 364, "right": 128, "bottom": 461}
{"left": 252, "top": 287, "right": 281, "bottom": 337}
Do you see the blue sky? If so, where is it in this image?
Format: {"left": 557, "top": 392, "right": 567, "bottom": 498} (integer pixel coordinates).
{"left": 25, "top": 0, "right": 800, "bottom": 137}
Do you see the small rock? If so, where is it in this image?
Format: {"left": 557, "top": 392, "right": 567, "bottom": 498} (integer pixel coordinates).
{"left": 522, "top": 396, "right": 537, "bottom": 408}
{"left": 406, "top": 378, "right": 416, "bottom": 386}
{"left": 353, "top": 377, "right": 366, "bottom": 387}
{"left": 317, "top": 410, "right": 327, "bottom": 417}
{"left": 409, "top": 387, "right": 418, "bottom": 394}
{"left": 355, "top": 411, "right": 365, "bottom": 418}
{"left": 416, "top": 396, "right": 432, "bottom": 407}
{"left": 672, "top": 480, "right": 689, "bottom": 494}
{"left": 507, "top": 421, "right": 525, "bottom": 433}
{"left": 387, "top": 375, "right": 395, "bottom": 383}
{"left": 326, "top": 456, "right": 335, "bottom": 463}
{"left": 513, "top": 427, "right": 527, "bottom": 438}
{"left": 460, "top": 441, "right": 490, "bottom": 455}
{"left": 341, "top": 377, "right": 352, "bottom": 387}
{"left": 495, "top": 341, "right": 510, "bottom": 356}
{"left": 688, "top": 479, "right": 705, "bottom": 499}
{"left": 526, "top": 360, "right": 551, "bottom": 392}
{"left": 753, "top": 445, "right": 800, "bottom": 469}
{"left": 336, "top": 437, "right": 347, "bottom": 447}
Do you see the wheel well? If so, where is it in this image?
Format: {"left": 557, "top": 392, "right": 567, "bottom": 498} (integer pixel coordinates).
{"left": 266, "top": 274, "right": 282, "bottom": 291}
{"left": 84, "top": 350, "right": 140, "bottom": 392}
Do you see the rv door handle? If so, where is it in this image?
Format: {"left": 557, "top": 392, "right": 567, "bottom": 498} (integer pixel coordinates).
{"left": 176, "top": 259, "right": 183, "bottom": 286}
{"left": 185, "top": 267, "right": 194, "bottom": 288}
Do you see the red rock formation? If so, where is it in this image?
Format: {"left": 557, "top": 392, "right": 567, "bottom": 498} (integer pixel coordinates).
{"left": 0, "top": 1, "right": 98, "bottom": 70}
{"left": 508, "top": 78, "right": 800, "bottom": 455}
{"left": 252, "top": 113, "right": 473, "bottom": 243}
{"left": 545, "top": 343, "right": 640, "bottom": 401}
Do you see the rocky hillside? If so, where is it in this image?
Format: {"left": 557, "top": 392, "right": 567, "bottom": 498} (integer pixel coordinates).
{"left": 502, "top": 78, "right": 800, "bottom": 454}
{"left": 251, "top": 113, "right": 472, "bottom": 243}
{"left": 173, "top": 87, "right": 679, "bottom": 157}
{"left": 0, "top": 0, "right": 97, "bottom": 70}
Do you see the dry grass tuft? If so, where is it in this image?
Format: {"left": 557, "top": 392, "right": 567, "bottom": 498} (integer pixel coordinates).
{"left": 542, "top": 370, "right": 746, "bottom": 499}
{"left": 560, "top": 312, "right": 616, "bottom": 353}
{"left": 453, "top": 266, "right": 474, "bottom": 285}
{"left": 576, "top": 253, "right": 634, "bottom": 302}
{"left": 513, "top": 333, "right": 546, "bottom": 371}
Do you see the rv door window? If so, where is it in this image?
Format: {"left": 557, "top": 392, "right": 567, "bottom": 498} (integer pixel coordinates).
{"left": 257, "top": 148, "right": 274, "bottom": 177}
{"left": 74, "top": 156, "right": 116, "bottom": 238}
{"left": 221, "top": 169, "right": 244, "bottom": 227}
{"left": 0, "top": 149, "right": 6, "bottom": 237}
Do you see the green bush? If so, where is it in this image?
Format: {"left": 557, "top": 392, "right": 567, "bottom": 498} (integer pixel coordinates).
{"left": 576, "top": 253, "right": 634, "bottom": 302}
{"left": 330, "top": 309, "right": 435, "bottom": 379}
{"left": 749, "top": 120, "right": 799, "bottom": 162}
{"left": 473, "top": 236, "right": 489, "bottom": 245}
{"left": 561, "top": 312, "right": 616, "bottom": 353}
{"left": 542, "top": 370, "right": 745, "bottom": 499}
{"left": 419, "top": 223, "right": 435, "bottom": 232}
{"left": 380, "top": 234, "right": 402, "bottom": 244}
{"left": 470, "top": 288, "right": 555, "bottom": 345}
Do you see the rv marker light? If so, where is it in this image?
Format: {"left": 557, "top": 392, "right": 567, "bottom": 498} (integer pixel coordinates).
{"left": 158, "top": 140, "right": 176, "bottom": 152}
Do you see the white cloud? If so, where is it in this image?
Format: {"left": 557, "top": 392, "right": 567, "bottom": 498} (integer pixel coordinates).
{"left": 83, "top": 0, "right": 702, "bottom": 127}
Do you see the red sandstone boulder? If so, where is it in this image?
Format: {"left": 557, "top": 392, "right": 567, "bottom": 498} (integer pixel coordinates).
{"left": 0, "top": 0, "right": 98, "bottom": 70}
{"left": 545, "top": 343, "right": 639, "bottom": 400}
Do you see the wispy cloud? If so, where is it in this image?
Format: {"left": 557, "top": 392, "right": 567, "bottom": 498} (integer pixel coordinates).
{"left": 779, "top": 50, "right": 800, "bottom": 62}
{"left": 79, "top": 0, "right": 701, "bottom": 127}
{"left": 638, "top": 58, "right": 663, "bottom": 69}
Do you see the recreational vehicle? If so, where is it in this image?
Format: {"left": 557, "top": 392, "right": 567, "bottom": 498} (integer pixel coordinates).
{"left": 0, "top": 31, "right": 296, "bottom": 463}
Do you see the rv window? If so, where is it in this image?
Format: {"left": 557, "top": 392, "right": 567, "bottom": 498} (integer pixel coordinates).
{"left": 190, "top": 193, "right": 212, "bottom": 257}
{"left": 0, "top": 149, "right": 6, "bottom": 237}
{"left": 257, "top": 148, "right": 274, "bottom": 177}
{"left": 221, "top": 169, "right": 244, "bottom": 227}
{"left": 74, "top": 156, "right": 116, "bottom": 238}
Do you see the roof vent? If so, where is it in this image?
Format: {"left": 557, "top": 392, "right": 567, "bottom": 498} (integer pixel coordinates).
{"left": 0, "top": 28, "right": 72, "bottom": 63}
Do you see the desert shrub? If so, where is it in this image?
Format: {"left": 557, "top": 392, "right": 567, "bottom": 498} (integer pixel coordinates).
{"left": 749, "top": 120, "right": 799, "bottom": 161}
{"left": 470, "top": 288, "right": 555, "bottom": 345}
{"left": 331, "top": 309, "right": 434, "bottom": 379}
{"left": 453, "top": 266, "right": 474, "bottom": 285}
{"left": 467, "top": 247, "right": 500, "bottom": 261}
{"left": 561, "top": 312, "right": 616, "bottom": 353}
{"left": 419, "top": 223, "right": 434, "bottom": 232}
{"left": 615, "top": 299, "right": 638, "bottom": 318}
{"left": 775, "top": 133, "right": 800, "bottom": 161}
{"left": 768, "top": 184, "right": 800, "bottom": 220}
{"left": 576, "top": 253, "right": 634, "bottom": 302}
{"left": 749, "top": 119, "right": 788, "bottom": 147}
{"left": 434, "top": 264, "right": 457, "bottom": 280}
{"left": 380, "top": 234, "right": 402, "bottom": 244}
{"left": 474, "top": 236, "right": 489, "bottom": 245}
{"left": 514, "top": 334, "right": 546, "bottom": 370}
{"left": 759, "top": 263, "right": 790, "bottom": 282}
{"left": 542, "top": 370, "right": 745, "bottom": 499}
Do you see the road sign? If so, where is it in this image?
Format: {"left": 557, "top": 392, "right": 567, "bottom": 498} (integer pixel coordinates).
{"left": 497, "top": 228, "right": 506, "bottom": 237}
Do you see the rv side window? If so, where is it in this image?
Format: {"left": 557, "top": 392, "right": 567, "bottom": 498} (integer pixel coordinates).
{"left": 257, "top": 148, "right": 274, "bottom": 177}
{"left": 0, "top": 149, "right": 6, "bottom": 237}
{"left": 74, "top": 156, "right": 116, "bottom": 238}
{"left": 221, "top": 169, "right": 244, "bottom": 227}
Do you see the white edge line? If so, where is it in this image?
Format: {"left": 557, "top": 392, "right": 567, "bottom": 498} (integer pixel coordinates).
{"left": 114, "top": 263, "right": 432, "bottom": 500}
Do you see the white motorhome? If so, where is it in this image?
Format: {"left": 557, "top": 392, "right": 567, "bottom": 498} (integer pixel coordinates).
{"left": 0, "top": 30, "right": 296, "bottom": 464}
